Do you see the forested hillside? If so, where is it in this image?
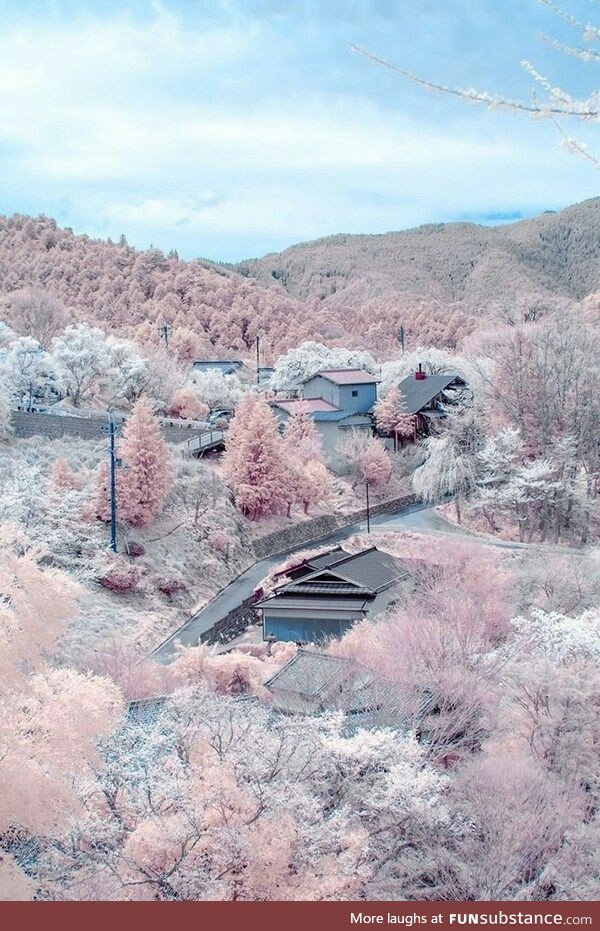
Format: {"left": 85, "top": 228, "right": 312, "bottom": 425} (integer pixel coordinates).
{"left": 1, "top": 200, "right": 598, "bottom": 359}
{"left": 236, "top": 197, "right": 600, "bottom": 332}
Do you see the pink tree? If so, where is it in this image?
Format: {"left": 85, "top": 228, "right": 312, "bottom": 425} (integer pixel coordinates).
{"left": 282, "top": 411, "right": 325, "bottom": 465}
{"left": 338, "top": 430, "right": 392, "bottom": 488}
{"left": 90, "top": 459, "right": 111, "bottom": 523}
{"left": 50, "top": 456, "right": 83, "bottom": 491}
{"left": 223, "top": 393, "right": 289, "bottom": 520}
{"left": 167, "top": 387, "right": 209, "bottom": 421}
{"left": 298, "top": 460, "right": 333, "bottom": 513}
{"left": 0, "top": 529, "right": 123, "bottom": 897}
{"left": 119, "top": 397, "right": 174, "bottom": 527}
{"left": 374, "top": 385, "right": 416, "bottom": 450}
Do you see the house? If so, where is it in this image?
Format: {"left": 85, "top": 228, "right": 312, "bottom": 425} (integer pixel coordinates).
{"left": 301, "top": 368, "right": 379, "bottom": 414}
{"left": 271, "top": 368, "right": 378, "bottom": 472}
{"left": 192, "top": 359, "right": 244, "bottom": 376}
{"left": 264, "top": 649, "right": 410, "bottom": 729}
{"left": 397, "top": 365, "right": 468, "bottom": 434}
{"left": 256, "top": 545, "right": 413, "bottom": 644}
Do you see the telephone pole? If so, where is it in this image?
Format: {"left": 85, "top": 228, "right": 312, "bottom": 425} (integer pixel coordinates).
{"left": 108, "top": 412, "right": 118, "bottom": 553}
{"left": 365, "top": 479, "right": 371, "bottom": 534}
{"left": 159, "top": 320, "right": 170, "bottom": 349}
{"left": 255, "top": 334, "right": 260, "bottom": 384}
{"left": 398, "top": 324, "right": 405, "bottom": 352}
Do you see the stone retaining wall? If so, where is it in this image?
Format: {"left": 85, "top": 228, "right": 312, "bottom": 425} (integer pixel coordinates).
{"left": 252, "top": 492, "right": 415, "bottom": 560}
{"left": 200, "top": 599, "right": 260, "bottom": 646}
{"left": 11, "top": 410, "right": 203, "bottom": 445}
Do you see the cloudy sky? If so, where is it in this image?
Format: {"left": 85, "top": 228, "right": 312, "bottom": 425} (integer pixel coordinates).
{"left": 0, "top": 0, "right": 597, "bottom": 261}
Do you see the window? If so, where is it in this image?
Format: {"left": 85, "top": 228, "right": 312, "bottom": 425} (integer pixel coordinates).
{"left": 351, "top": 389, "right": 358, "bottom": 397}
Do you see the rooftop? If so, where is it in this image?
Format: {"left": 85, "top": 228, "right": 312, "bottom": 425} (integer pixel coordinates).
{"left": 299, "top": 545, "right": 411, "bottom": 593}
{"left": 193, "top": 360, "right": 244, "bottom": 375}
{"left": 272, "top": 397, "right": 338, "bottom": 414}
{"left": 397, "top": 373, "right": 466, "bottom": 414}
{"left": 303, "top": 368, "right": 379, "bottom": 386}
{"left": 255, "top": 594, "right": 370, "bottom": 612}
{"left": 264, "top": 650, "right": 366, "bottom": 696}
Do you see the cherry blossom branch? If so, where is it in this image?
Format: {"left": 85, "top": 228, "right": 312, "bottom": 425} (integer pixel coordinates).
{"left": 349, "top": 44, "right": 599, "bottom": 120}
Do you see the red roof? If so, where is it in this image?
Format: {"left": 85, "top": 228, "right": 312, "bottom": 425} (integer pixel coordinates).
{"left": 308, "top": 369, "right": 378, "bottom": 385}
{"left": 272, "top": 398, "right": 338, "bottom": 414}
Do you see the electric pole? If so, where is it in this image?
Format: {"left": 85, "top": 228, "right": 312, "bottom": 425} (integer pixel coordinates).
{"left": 255, "top": 334, "right": 260, "bottom": 384}
{"left": 159, "top": 320, "right": 170, "bottom": 350}
{"left": 109, "top": 412, "right": 118, "bottom": 553}
{"left": 398, "top": 325, "right": 405, "bottom": 352}
{"left": 365, "top": 479, "right": 371, "bottom": 534}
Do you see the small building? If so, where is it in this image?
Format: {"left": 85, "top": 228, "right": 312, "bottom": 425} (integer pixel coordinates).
{"left": 256, "top": 545, "right": 412, "bottom": 644}
{"left": 271, "top": 368, "right": 378, "bottom": 472}
{"left": 192, "top": 359, "right": 244, "bottom": 376}
{"left": 302, "top": 368, "right": 378, "bottom": 414}
{"left": 397, "top": 367, "right": 468, "bottom": 434}
{"left": 265, "top": 649, "right": 409, "bottom": 730}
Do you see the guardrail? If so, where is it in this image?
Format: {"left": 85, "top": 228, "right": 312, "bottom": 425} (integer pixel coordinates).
{"left": 187, "top": 429, "right": 227, "bottom": 454}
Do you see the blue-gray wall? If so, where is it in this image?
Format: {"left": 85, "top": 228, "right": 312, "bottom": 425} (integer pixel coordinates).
{"left": 303, "top": 375, "right": 377, "bottom": 413}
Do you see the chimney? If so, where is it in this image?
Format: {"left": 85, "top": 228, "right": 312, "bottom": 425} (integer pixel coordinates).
{"left": 415, "top": 362, "right": 427, "bottom": 381}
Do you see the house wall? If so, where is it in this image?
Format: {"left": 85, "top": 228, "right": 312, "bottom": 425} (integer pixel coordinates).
{"left": 337, "top": 382, "right": 377, "bottom": 413}
{"left": 303, "top": 376, "right": 377, "bottom": 414}
{"left": 303, "top": 375, "right": 340, "bottom": 407}
{"left": 263, "top": 606, "right": 364, "bottom": 643}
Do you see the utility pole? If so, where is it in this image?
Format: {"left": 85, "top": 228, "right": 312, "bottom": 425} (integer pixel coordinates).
{"left": 365, "top": 479, "right": 371, "bottom": 534}
{"left": 255, "top": 334, "right": 260, "bottom": 384}
{"left": 27, "top": 379, "right": 33, "bottom": 413}
{"left": 159, "top": 320, "right": 170, "bottom": 350}
{"left": 108, "top": 412, "right": 118, "bottom": 553}
{"left": 398, "top": 325, "right": 405, "bottom": 352}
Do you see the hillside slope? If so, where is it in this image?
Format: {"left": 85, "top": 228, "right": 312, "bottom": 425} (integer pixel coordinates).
{"left": 0, "top": 200, "right": 597, "bottom": 358}
{"left": 235, "top": 198, "right": 600, "bottom": 315}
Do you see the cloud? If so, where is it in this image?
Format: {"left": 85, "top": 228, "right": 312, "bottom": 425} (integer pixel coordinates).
{"left": 0, "top": 1, "right": 597, "bottom": 260}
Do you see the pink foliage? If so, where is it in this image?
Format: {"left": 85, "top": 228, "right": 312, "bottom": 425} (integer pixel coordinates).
{"left": 282, "top": 411, "right": 324, "bottom": 465}
{"left": 167, "top": 387, "right": 209, "bottom": 421}
{"left": 169, "top": 641, "right": 297, "bottom": 699}
{"left": 374, "top": 385, "right": 416, "bottom": 446}
{"left": 0, "top": 530, "right": 123, "bottom": 895}
{"left": 223, "top": 393, "right": 290, "bottom": 520}
{"left": 98, "top": 558, "right": 142, "bottom": 593}
{"left": 339, "top": 430, "right": 392, "bottom": 487}
{"left": 119, "top": 396, "right": 174, "bottom": 527}
{"left": 50, "top": 456, "right": 83, "bottom": 491}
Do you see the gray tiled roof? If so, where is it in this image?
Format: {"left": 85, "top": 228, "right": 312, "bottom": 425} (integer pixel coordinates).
{"left": 279, "top": 581, "right": 374, "bottom": 597}
{"left": 397, "top": 373, "right": 466, "bottom": 414}
{"left": 193, "top": 360, "right": 243, "bottom": 374}
{"left": 264, "top": 650, "right": 413, "bottom": 729}
{"left": 255, "top": 594, "right": 370, "bottom": 612}
{"left": 311, "top": 409, "right": 368, "bottom": 422}
{"left": 301, "top": 546, "right": 411, "bottom": 593}
{"left": 264, "top": 650, "right": 364, "bottom": 696}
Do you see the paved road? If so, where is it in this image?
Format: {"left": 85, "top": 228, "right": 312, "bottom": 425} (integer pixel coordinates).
{"left": 152, "top": 500, "right": 529, "bottom": 664}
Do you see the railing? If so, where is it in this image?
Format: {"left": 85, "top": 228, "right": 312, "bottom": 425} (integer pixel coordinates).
{"left": 187, "top": 430, "right": 226, "bottom": 454}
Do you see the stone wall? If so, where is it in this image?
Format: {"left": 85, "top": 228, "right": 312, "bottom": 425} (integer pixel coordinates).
{"left": 11, "top": 410, "right": 204, "bottom": 445}
{"left": 200, "top": 599, "right": 260, "bottom": 646}
{"left": 252, "top": 492, "right": 416, "bottom": 560}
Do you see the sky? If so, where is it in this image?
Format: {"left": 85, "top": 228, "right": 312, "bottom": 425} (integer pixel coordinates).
{"left": 0, "top": 0, "right": 597, "bottom": 262}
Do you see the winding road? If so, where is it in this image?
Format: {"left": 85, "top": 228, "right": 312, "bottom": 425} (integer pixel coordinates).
{"left": 152, "top": 500, "right": 528, "bottom": 664}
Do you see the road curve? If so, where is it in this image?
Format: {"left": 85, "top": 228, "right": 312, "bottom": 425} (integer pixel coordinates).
{"left": 152, "top": 500, "right": 529, "bottom": 664}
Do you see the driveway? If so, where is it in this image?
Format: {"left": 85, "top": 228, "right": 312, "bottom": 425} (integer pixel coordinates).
{"left": 152, "top": 500, "right": 530, "bottom": 663}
